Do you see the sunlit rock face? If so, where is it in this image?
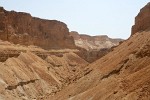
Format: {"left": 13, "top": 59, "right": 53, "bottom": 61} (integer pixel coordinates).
{"left": 47, "top": 3, "right": 150, "bottom": 100}
{"left": 0, "top": 7, "right": 76, "bottom": 49}
{"left": 0, "top": 40, "right": 89, "bottom": 99}
{"left": 70, "top": 31, "right": 123, "bottom": 62}
{"left": 70, "top": 31, "right": 122, "bottom": 51}
{"left": 132, "top": 2, "right": 150, "bottom": 35}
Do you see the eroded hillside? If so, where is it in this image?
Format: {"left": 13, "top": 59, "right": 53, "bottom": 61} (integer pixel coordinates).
{"left": 47, "top": 2, "right": 150, "bottom": 100}
{"left": 49, "top": 28, "right": 150, "bottom": 100}
{"left": 0, "top": 40, "right": 91, "bottom": 100}
{"left": 70, "top": 31, "right": 123, "bottom": 62}
{"left": 0, "top": 2, "right": 150, "bottom": 100}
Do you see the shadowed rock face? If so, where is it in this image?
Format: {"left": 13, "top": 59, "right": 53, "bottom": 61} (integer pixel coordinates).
{"left": 0, "top": 7, "right": 76, "bottom": 49}
{"left": 132, "top": 2, "right": 150, "bottom": 35}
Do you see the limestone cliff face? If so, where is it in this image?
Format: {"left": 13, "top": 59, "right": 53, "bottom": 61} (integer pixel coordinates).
{"left": 0, "top": 7, "right": 76, "bottom": 49}
{"left": 70, "top": 31, "right": 123, "bottom": 62}
{"left": 132, "top": 2, "right": 150, "bottom": 35}
{"left": 70, "top": 31, "right": 122, "bottom": 50}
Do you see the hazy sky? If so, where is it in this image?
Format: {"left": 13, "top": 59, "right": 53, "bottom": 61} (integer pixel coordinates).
{"left": 0, "top": 0, "right": 149, "bottom": 39}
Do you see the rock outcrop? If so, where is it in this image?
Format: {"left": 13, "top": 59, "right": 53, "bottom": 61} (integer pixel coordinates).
{"left": 132, "top": 2, "right": 150, "bottom": 35}
{"left": 0, "top": 40, "right": 89, "bottom": 99}
{"left": 1, "top": 2, "right": 150, "bottom": 100}
{"left": 0, "top": 7, "right": 76, "bottom": 49}
{"left": 70, "top": 31, "right": 122, "bottom": 50}
{"left": 70, "top": 31, "right": 123, "bottom": 62}
{"left": 49, "top": 27, "right": 150, "bottom": 100}
{"left": 76, "top": 47, "right": 111, "bottom": 63}
{"left": 47, "top": 3, "right": 150, "bottom": 100}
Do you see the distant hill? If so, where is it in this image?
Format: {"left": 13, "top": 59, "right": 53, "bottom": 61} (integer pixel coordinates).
{"left": 70, "top": 31, "right": 123, "bottom": 50}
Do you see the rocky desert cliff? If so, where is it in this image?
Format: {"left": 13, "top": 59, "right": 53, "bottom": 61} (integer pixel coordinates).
{"left": 70, "top": 31, "right": 122, "bottom": 62}
{"left": 0, "top": 2, "right": 150, "bottom": 100}
{"left": 70, "top": 31, "right": 122, "bottom": 51}
{"left": 48, "top": 2, "right": 150, "bottom": 100}
{"left": 0, "top": 7, "right": 117, "bottom": 63}
{"left": 132, "top": 2, "right": 150, "bottom": 35}
{"left": 0, "top": 7, "right": 76, "bottom": 49}
{"left": 0, "top": 7, "right": 121, "bottom": 63}
{"left": 51, "top": 30, "right": 150, "bottom": 100}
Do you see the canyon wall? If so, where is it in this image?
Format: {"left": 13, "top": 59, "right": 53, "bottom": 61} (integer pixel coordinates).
{"left": 0, "top": 7, "right": 76, "bottom": 49}
{"left": 70, "top": 31, "right": 122, "bottom": 62}
{"left": 70, "top": 31, "right": 122, "bottom": 50}
{"left": 49, "top": 3, "right": 150, "bottom": 100}
{"left": 132, "top": 2, "right": 150, "bottom": 35}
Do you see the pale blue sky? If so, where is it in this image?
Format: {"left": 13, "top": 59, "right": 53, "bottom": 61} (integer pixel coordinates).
{"left": 0, "top": 0, "right": 149, "bottom": 39}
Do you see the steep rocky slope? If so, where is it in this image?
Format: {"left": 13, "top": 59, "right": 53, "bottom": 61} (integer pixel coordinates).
{"left": 0, "top": 7, "right": 75, "bottom": 49}
{"left": 70, "top": 31, "right": 122, "bottom": 62}
{"left": 48, "top": 2, "right": 150, "bottom": 100}
{"left": 76, "top": 47, "right": 111, "bottom": 63}
{"left": 132, "top": 2, "right": 150, "bottom": 35}
{"left": 70, "top": 31, "right": 122, "bottom": 50}
{"left": 0, "top": 2, "right": 150, "bottom": 100}
{"left": 49, "top": 28, "right": 150, "bottom": 100}
{"left": 0, "top": 40, "right": 89, "bottom": 100}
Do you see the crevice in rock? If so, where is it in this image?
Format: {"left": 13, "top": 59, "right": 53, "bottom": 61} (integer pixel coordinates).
{"left": 101, "top": 58, "right": 129, "bottom": 80}
{"left": 101, "top": 65, "right": 123, "bottom": 80}
{"left": 83, "top": 68, "right": 93, "bottom": 76}
{"left": 5, "top": 79, "right": 39, "bottom": 90}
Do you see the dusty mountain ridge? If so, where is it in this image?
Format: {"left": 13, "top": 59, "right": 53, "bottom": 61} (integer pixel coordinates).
{"left": 48, "top": 2, "right": 150, "bottom": 100}
{"left": 0, "top": 2, "right": 149, "bottom": 100}
{"left": 0, "top": 7, "right": 75, "bottom": 49}
{"left": 50, "top": 31, "right": 150, "bottom": 100}
{"left": 0, "top": 7, "right": 121, "bottom": 63}
{"left": 70, "top": 31, "right": 122, "bottom": 50}
{"left": 70, "top": 31, "right": 122, "bottom": 62}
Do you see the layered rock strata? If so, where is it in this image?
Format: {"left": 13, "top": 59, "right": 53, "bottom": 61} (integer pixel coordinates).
{"left": 70, "top": 31, "right": 122, "bottom": 50}
{"left": 0, "top": 7, "right": 76, "bottom": 49}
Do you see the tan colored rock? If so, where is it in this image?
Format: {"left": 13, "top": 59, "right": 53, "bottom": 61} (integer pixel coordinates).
{"left": 0, "top": 51, "right": 89, "bottom": 99}
{"left": 132, "top": 2, "right": 150, "bottom": 35}
{"left": 49, "top": 30, "right": 150, "bottom": 100}
{"left": 70, "top": 31, "right": 122, "bottom": 50}
{"left": 0, "top": 2, "right": 150, "bottom": 100}
{"left": 0, "top": 7, "right": 76, "bottom": 49}
{"left": 0, "top": 39, "right": 89, "bottom": 99}
{"left": 47, "top": 3, "right": 150, "bottom": 99}
{"left": 70, "top": 31, "right": 123, "bottom": 62}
